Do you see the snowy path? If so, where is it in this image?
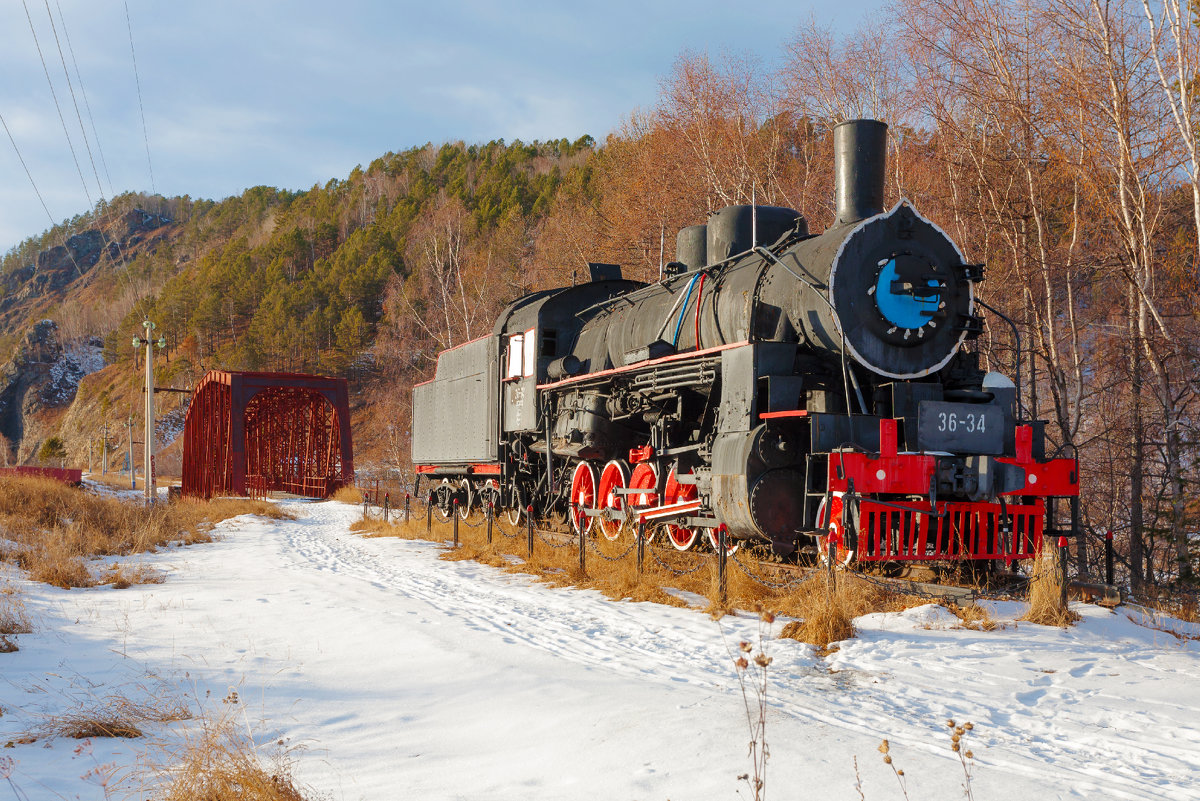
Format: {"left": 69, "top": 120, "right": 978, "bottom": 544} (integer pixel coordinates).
{"left": 1, "top": 499, "right": 1197, "bottom": 799}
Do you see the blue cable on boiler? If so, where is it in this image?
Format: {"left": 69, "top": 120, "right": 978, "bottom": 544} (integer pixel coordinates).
{"left": 671, "top": 272, "right": 702, "bottom": 346}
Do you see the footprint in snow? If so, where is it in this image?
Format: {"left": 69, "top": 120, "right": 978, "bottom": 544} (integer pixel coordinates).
{"left": 1015, "top": 688, "right": 1047, "bottom": 705}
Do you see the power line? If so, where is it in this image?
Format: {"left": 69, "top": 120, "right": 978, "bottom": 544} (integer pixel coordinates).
{"left": 0, "top": 111, "right": 55, "bottom": 226}
{"left": 52, "top": 0, "right": 113, "bottom": 198}
{"left": 45, "top": 0, "right": 137, "bottom": 291}
{"left": 125, "top": 0, "right": 155, "bottom": 196}
{"left": 2, "top": 110, "right": 91, "bottom": 281}
{"left": 21, "top": 0, "right": 91, "bottom": 209}
{"left": 9, "top": 2, "right": 148, "bottom": 308}
{"left": 42, "top": 0, "right": 103, "bottom": 204}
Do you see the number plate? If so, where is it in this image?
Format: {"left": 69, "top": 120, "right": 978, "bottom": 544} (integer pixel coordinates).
{"left": 916, "top": 401, "right": 1004, "bottom": 454}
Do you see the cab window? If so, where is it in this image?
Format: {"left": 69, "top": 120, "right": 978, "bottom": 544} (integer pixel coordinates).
{"left": 505, "top": 333, "right": 523, "bottom": 379}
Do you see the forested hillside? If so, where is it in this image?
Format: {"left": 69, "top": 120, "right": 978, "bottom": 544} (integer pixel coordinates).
{"left": 0, "top": 136, "right": 597, "bottom": 469}
{"left": 2, "top": 0, "right": 1198, "bottom": 592}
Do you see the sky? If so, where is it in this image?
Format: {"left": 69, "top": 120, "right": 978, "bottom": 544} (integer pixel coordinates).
{"left": 0, "top": 0, "right": 882, "bottom": 255}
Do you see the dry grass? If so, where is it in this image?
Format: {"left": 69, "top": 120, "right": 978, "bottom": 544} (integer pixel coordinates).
{"left": 0, "top": 582, "right": 31, "bottom": 634}
{"left": 1175, "top": 598, "right": 1200, "bottom": 624}
{"left": 0, "top": 581, "right": 31, "bottom": 652}
{"left": 351, "top": 516, "right": 428, "bottom": 541}
{"left": 1022, "top": 550, "right": 1081, "bottom": 627}
{"left": 776, "top": 572, "right": 918, "bottom": 650}
{"left": 330, "top": 485, "right": 362, "bottom": 504}
{"left": 946, "top": 603, "right": 999, "bottom": 631}
{"left": 154, "top": 707, "right": 312, "bottom": 801}
{"left": 84, "top": 471, "right": 148, "bottom": 492}
{"left": 0, "top": 475, "right": 290, "bottom": 589}
{"left": 99, "top": 562, "right": 166, "bottom": 589}
{"left": 1138, "top": 594, "right": 1200, "bottom": 625}
{"left": 1126, "top": 606, "right": 1200, "bottom": 642}
{"left": 357, "top": 511, "right": 922, "bottom": 649}
{"left": 20, "top": 688, "right": 191, "bottom": 744}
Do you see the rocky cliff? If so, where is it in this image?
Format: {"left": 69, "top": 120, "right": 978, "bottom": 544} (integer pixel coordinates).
{"left": 0, "top": 209, "right": 171, "bottom": 332}
{"left": 0, "top": 209, "right": 172, "bottom": 465}
{"left": 0, "top": 320, "right": 104, "bottom": 464}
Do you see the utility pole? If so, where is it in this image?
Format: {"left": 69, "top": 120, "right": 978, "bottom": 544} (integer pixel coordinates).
{"left": 133, "top": 319, "right": 167, "bottom": 504}
{"left": 127, "top": 415, "right": 134, "bottom": 489}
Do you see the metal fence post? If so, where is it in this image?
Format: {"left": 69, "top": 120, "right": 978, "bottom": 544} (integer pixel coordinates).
{"left": 636, "top": 519, "right": 645, "bottom": 575}
{"left": 1071, "top": 495, "right": 1085, "bottom": 576}
{"left": 426, "top": 492, "right": 433, "bottom": 534}
{"left": 404, "top": 493, "right": 411, "bottom": 523}
{"left": 578, "top": 509, "right": 586, "bottom": 575}
{"left": 1058, "top": 535, "right": 1069, "bottom": 609}
{"left": 526, "top": 505, "right": 534, "bottom": 558}
{"left": 486, "top": 501, "right": 494, "bottom": 545}
{"left": 453, "top": 499, "right": 459, "bottom": 547}
{"left": 1105, "top": 529, "right": 1114, "bottom": 586}
{"left": 718, "top": 525, "right": 729, "bottom": 605}
{"left": 362, "top": 496, "right": 368, "bottom": 521}
{"left": 384, "top": 492, "right": 390, "bottom": 523}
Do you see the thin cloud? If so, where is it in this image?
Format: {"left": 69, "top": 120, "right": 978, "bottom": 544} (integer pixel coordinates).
{"left": 0, "top": 0, "right": 882, "bottom": 253}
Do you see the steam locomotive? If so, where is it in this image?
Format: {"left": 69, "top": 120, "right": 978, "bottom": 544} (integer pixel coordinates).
{"left": 411, "top": 119, "right": 1078, "bottom": 565}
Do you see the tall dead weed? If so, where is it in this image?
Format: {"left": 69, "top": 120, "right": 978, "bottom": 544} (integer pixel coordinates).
{"left": 1022, "top": 550, "right": 1081, "bottom": 627}
{"left": 153, "top": 704, "right": 313, "bottom": 801}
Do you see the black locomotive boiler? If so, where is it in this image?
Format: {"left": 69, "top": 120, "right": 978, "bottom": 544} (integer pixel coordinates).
{"left": 411, "top": 119, "right": 1078, "bottom": 565}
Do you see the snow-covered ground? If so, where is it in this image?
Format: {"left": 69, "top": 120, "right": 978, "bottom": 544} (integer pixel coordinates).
{"left": 1, "top": 499, "right": 1198, "bottom": 800}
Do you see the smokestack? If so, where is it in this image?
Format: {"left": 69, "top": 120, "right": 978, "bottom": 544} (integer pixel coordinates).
{"left": 676, "top": 224, "right": 707, "bottom": 271}
{"left": 833, "top": 119, "right": 888, "bottom": 225}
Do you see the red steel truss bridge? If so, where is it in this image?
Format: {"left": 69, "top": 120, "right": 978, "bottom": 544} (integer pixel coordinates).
{"left": 182, "top": 371, "right": 354, "bottom": 499}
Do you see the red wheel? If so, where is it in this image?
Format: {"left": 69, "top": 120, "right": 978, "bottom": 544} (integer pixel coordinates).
{"left": 663, "top": 467, "right": 699, "bottom": 551}
{"left": 597, "top": 460, "right": 629, "bottom": 541}
{"left": 816, "top": 493, "right": 855, "bottom": 566}
{"left": 629, "top": 462, "right": 658, "bottom": 544}
{"left": 629, "top": 463, "right": 659, "bottom": 506}
{"left": 569, "top": 461, "right": 597, "bottom": 535}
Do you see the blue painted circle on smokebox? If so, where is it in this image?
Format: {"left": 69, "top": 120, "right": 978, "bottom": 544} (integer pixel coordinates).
{"left": 875, "top": 258, "right": 939, "bottom": 329}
